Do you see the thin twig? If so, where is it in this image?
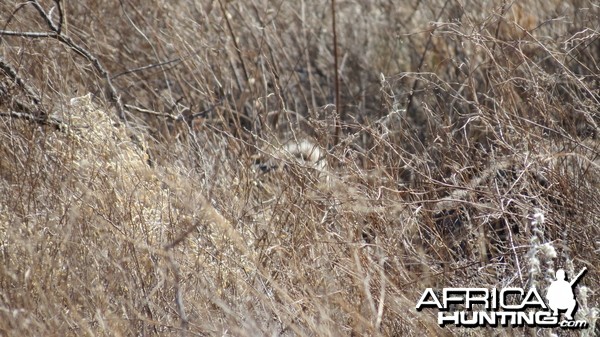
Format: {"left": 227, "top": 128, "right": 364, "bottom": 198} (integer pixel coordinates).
{"left": 0, "top": 111, "right": 66, "bottom": 131}
{"left": 0, "top": 1, "right": 127, "bottom": 123}
{"left": 56, "top": 34, "right": 126, "bottom": 121}
{"left": 0, "top": 57, "right": 40, "bottom": 104}
{"left": 217, "top": 0, "right": 249, "bottom": 85}
{"left": 404, "top": 0, "right": 450, "bottom": 114}
{"left": 54, "top": 0, "right": 64, "bottom": 34}
{"left": 0, "top": 2, "right": 30, "bottom": 41}
{"left": 375, "top": 247, "right": 387, "bottom": 333}
{"left": 124, "top": 101, "right": 219, "bottom": 123}
{"left": 111, "top": 57, "right": 183, "bottom": 80}
{"left": 30, "top": 0, "right": 59, "bottom": 32}
{"left": 0, "top": 30, "right": 57, "bottom": 38}
{"left": 331, "top": 0, "right": 342, "bottom": 146}
{"left": 124, "top": 104, "right": 178, "bottom": 120}
{"left": 166, "top": 254, "right": 189, "bottom": 337}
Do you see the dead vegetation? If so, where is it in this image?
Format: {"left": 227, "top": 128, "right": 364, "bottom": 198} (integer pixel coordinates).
{"left": 0, "top": 0, "right": 599, "bottom": 336}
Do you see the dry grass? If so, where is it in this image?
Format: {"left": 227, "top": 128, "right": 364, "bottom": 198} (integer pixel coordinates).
{"left": 0, "top": 0, "right": 599, "bottom": 336}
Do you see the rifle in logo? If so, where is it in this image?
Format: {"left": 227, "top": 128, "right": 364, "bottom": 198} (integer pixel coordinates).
{"left": 545, "top": 267, "right": 587, "bottom": 320}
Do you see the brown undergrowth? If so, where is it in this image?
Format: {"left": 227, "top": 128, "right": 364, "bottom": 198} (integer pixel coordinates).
{"left": 0, "top": 0, "right": 598, "bottom": 336}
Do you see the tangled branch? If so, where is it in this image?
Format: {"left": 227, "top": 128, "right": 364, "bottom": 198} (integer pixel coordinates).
{"left": 0, "top": 0, "right": 127, "bottom": 123}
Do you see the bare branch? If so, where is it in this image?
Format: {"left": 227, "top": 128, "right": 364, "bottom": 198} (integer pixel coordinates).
{"left": 0, "top": 2, "right": 31, "bottom": 38}
{"left": 0, "top": 111, "right": 66, "bottom": 131}
{"left": 331, "top": 0, "right": 342, "bottom": 146}
{"left": 404, "top": 0, "right": 451, "bottom": 114}
{"left": 217, "top": 0, "right": 249, "bottom": 85}
{"left": 0, "top": 30, "right": 57, "bottom": 38}
{"left": 0, "top": 1, "right": 127, "bottom": 123}
{"left": 54, "top": 0, "right": 64, "bottom": 34}
{"left": 111, "top": 57, "right": 183, "bottom": 80}
{"left": 165, "top": 254, "right": 189, "bottom": 336}
{"left": 54, "top": 34, "right": 126, "bottom": 121}
{"left": 30, "top": 0, "right": 59, "bottom": 32}
{"left": 124, "top": 104, "right": 179, "bottom": 120}
{"left": 0, "top": 57, "right": 40, "bottom": 105}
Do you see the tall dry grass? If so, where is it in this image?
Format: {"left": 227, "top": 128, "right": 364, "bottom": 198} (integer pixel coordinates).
{"left": 0, "top": 0, "right": 598, "bottom": 336}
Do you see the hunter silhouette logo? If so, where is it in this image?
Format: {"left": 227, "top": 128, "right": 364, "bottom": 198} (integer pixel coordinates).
{"left": 546, "top": 268, "right": 587, "bottom": 321}
{"left": 416, "top": 267, "right": 590, "bottom": 329}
